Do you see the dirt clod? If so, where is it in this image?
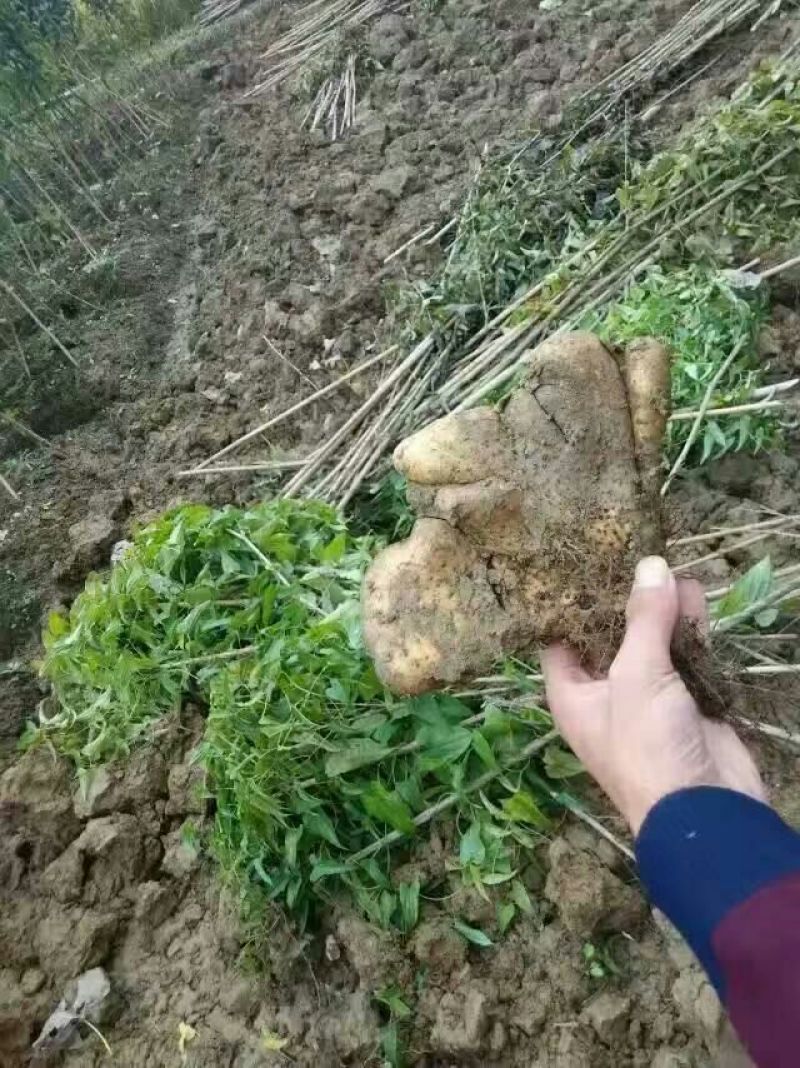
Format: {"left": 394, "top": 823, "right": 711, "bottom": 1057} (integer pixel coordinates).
{"left": 430, "top": 985, "right": 489, "bottom": 1054}
{"left": 73, "top": 749, "right": 168, "bottom": 819}
{"left": 1, "top": 749, "right": 81, "bottom": 870}
{"left": 581, "top": 990, "right": 632, "bottom": 1043}
{"left": 544, "top": 837, "right": 646, "bottom": 938}
{"left": 57, "top": 514, "right": 119, "bottom": 584}
{"left": 35, "top": 909, "right": 119, "bottom": 983}
{"left": 411, "top": 917, "right": 468, "bottom": 976}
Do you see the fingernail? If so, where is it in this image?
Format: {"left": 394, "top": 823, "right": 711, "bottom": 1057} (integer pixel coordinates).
{"left": 633, "top": 556, "right": 671, "bottom": 589}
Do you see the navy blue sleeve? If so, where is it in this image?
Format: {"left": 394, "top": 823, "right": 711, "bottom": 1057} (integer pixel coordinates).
{"left": 635, "top": 786, "right": 800, "bottom": 996}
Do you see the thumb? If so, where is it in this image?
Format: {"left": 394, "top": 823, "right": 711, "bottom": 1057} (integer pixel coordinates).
{"left": 615, "top": 556, "right": 680, "bottom": 678}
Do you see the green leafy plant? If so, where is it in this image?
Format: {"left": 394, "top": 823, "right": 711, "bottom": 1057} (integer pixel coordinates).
{"left": 392, "top": 137, "right": 632, "bottom": 346}
{"left": 206, "top": 687, "right": 554, "bottom": 929}
{"left": 711, "top": 555, "right": 800, "bottom": 637}
{"left": 590, "top": 264, "right": 776, "bottom": 464}
{"left": 375, "top": 986, "right": 412, "bottom": 1068}
{"left": 348, "top": 470, "right": 415, "bottom": 542}
{"left": 32, "top": 500, "right": 374, "bottom": 764}
{"left": 581, "top": 939, "right": 624, "bottom": 982}
{"left": 33, "top": 500, "right": 559, "bottom": 930}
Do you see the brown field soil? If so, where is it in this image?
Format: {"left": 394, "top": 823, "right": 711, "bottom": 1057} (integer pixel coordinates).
{"left": 2, "top": 0, "right": 800, "bottom": 1065}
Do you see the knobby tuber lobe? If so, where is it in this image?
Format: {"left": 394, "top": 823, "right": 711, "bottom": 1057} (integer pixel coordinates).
{"left": 363, "top": 331, "right": 674, "bottom": 695}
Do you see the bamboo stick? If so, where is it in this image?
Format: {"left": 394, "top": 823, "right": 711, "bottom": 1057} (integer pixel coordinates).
{"left": 0, "top": 474, "right": 19, "bottom": 501}
{"left": 0, "top": 280, "right": 79, "bottom": 368}
{"left": 669, "top": 513, "right": 800, "bottom": 548}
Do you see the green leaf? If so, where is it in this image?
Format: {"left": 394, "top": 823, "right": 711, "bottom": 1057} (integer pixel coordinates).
{"left": 417, "top": 723, "right": 472, "bottom": 765}
{"left": 755, "top": 607, "right": 779, "bottom": 629}
{"left": 510, "top": 879, "right": 533, "bottom": 914}
{"left": 380, "top": 1022, "right": 405, "bottom": 1068}
{"left": 304, "top": 810, "right": 342, "bottom": 848}
{"left": 319, "top": 532, "right": 347, "bottom": 563}
{"left": 459, "top": 820, "right": 486, "bottom": 868}
{"left": 453, "top": 919, "right": 493, "bottom": 947}
{"left": 398, "top": 880, "right": 420, "bottom": 931}
{"left": 481, "top": 870, "right": 517, "bottom": 886}
{"left": 310, "top": 858, "right": 350, "bottom": 882}
{"left": 471, "top": 731, "right": 497, "bottom": 768}
{"left": 363, "top": 782, "right": 416, "bottom": 835}
{"left": 45, "top": 610, "right": 70, "bottom": 640}
{"left": 324, "top": 739, "right": 391, "bottom": 777}
{"left": 736, "top": 556, "right": 774, "bottom": 604}
{"left": 497, "top": 902, "right": 516, "bottom": 934}
{"left": 410, "top": 694, "right": 471, "bottom": 725}
{"left": 375, "top": 986, "right": 412, "bottom": 1020}
{"left": 543, "top": 745, "right": 584, "bottom": 779}
{"left": 502, "top": 789, "right": 551, "bottom": 829}
{"left": 379, "top": 890, "right": 396, "bottom": 929}
{"left": 284, "top": 826, "right": 302, "bottom": 868}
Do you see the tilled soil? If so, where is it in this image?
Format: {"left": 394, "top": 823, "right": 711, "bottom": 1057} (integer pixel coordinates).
{"left": 2, "top": 0, "right": 800, "bottom": 1064}
{"left": 0, "top": 735, "right": 761, "bottom": 1068}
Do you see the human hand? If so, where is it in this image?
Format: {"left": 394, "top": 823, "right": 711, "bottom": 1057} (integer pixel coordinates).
{"left": 542, "top": 556, "right": 766, "bottom": 835}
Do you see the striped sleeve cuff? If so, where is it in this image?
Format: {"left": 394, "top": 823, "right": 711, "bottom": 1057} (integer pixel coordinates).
{"left": 635, "top": 786, "right": 800, "bottom": 996}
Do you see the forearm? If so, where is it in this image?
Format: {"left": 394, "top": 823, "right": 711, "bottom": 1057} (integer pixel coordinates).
{"left": 637, "top": 787, "right": 800, "bottom": 1068}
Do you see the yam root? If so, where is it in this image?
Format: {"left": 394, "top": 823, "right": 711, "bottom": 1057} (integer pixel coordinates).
{"left": 363, "top": 331, "right": 728, "bottom": 714}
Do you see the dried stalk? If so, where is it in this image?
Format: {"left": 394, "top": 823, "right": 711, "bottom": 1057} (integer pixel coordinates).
{"left": 6, "top": 321, "right": 31, "bottom": 380}
{"left": 263, "top": 335, "right": 319, "bottom": 390}
{"left": 672, "top": 527, "right": 800, "bottom": 573}
{"left": 0, "top": 280, "right": 79, "bottom": 369}
{"left": 0, "top": 411, "right": 48, "bottom": 447}
{"left": 669, "top": 398, "right": 785, "bottom": 421}
{"left": 742, "top": 664, "right": 800, "bottom": 675}
{"left": 384, "top": 224, "right": 436, "bottom": 265}
{"left": 303, "top": 54, "right": 359, "bottom": 141}
{"left": 737, "top": 717, "right": 800, "bottom": 744}
{"left": 248, "top": 0, "right": 394, "bottom": 97}
{"left": 669, "top": 513, "right": 800, "bottom": 548}
{"left": 0, "top": 474, "right": 19, "bottom": 501}
{"left": 177, "top": 460, "right": 307, "bottom": 478}
{"left": 281, "top": 337, "right": 433, "bottom": 498}
{"left": 757, "top": 253, "right": 800, "bottom": 280}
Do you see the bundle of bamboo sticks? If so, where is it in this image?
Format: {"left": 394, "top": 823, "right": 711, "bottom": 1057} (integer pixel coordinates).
{"left": 301, "top": 53, "right": 359, "bottom": 139}
{"left": 246, "top": 0, "right": 404, "bottom": 97}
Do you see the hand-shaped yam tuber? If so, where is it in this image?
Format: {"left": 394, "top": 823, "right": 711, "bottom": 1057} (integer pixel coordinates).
{"left": 363, "top": 332, "right": 672, "bottom": 695}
